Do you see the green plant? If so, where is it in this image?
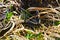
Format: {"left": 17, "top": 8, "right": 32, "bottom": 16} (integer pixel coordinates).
{"left": 6, "top": 12, "right": 13, "bottom": 21}
{"left": 36, "top": 33, "right": 44, "bottom": 40}
{"left": 54, "top": 21, "right": 60, "bottom": 26}
{"left": 25, "top": 30, "right": 44, "bottom": 40}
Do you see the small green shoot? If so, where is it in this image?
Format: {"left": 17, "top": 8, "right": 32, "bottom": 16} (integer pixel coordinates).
{"left": 25, "top": 30, "right": 44, "bottom": 40}
{"left": 54, "top": 21, "right": 60, "bottom": 26}
{"left": 6, "top": 12, "right": 13, "bottom": 21}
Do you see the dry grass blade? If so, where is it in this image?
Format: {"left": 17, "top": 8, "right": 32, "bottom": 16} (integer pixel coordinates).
{"left": 0, "top": 0, "right": 60, "bottom": 40}
{"left": 27, "top": 7, "right": 51, "bottom": 11}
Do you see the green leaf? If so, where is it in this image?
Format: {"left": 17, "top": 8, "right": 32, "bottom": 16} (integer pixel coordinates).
{"left": 36, "top": 33, "right": 44, "bottom": 40}
{"left": 54, "top": 21, "right": 60, "bottom": 26}
{"left": 25, "top": 31, "right": 44, "bottom": 40}
{"left": 25, "top": 30, "right": 34, "bottom": 39}
{"left": 6, "top": 12, "right": 13, "bottom": 21}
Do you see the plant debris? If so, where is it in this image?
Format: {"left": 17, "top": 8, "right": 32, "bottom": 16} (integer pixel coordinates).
{"left": 0, "top": 0, "right": 60, "bottom": 40}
